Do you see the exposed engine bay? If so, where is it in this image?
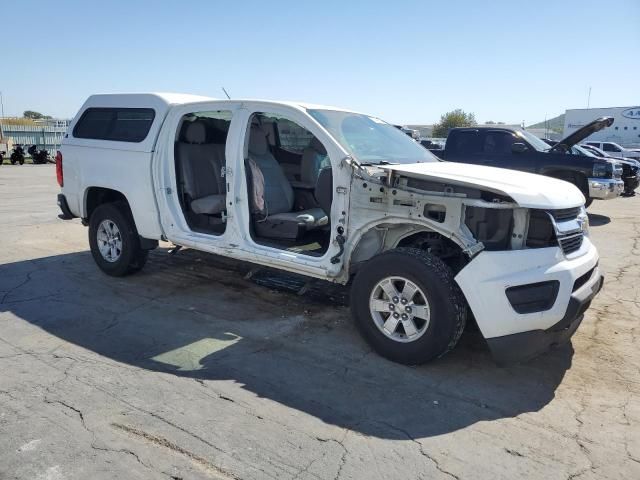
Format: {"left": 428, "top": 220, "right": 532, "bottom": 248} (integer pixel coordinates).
{"left": 346, "top": 164, "right": 586, "bottom": 276}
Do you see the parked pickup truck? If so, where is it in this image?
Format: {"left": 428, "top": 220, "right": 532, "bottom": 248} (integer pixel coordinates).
{"left": 56, "top": 93, "right": 603, "bottom": 365}
{"left": 584, "top": 141, "right": 640, "bottom": 161}
{"left": 433, "top": 117, "right": 624, "bottom": 207}
{"left": 580, "top": 143, "right": 640, "bottom": 196}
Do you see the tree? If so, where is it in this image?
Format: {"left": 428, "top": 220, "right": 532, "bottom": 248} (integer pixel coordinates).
{"left": 23, "top": 110, "right": 50, "bottom": 120}
{"left": 431, "top": 109, "right": 477, "bottom": 137}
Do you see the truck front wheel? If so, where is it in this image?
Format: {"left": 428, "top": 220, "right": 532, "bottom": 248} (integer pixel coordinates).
{"left": 88, "top": 202, "right": 148, "bottom": 276}
{"left": 350, "top": 248, "right": 467, "bottom": 365}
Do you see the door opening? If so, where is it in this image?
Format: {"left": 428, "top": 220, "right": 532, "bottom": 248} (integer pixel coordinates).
{"left": 174, "top": 110, "right": 233, "bottom": 236}
{"left": 244, "top": 112, "right": 333, "bottom": 256}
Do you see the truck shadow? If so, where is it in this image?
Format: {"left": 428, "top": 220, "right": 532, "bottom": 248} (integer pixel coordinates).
{"left": 0, "top": 248, "right": 574, "bottom": 440}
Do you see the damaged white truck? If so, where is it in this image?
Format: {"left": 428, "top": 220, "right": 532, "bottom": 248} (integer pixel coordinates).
{"left": 56, "top": 93, "right": 604, "bottom": 365}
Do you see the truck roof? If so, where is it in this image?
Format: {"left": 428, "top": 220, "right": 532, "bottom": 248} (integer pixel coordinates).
{"left": 452, "top": 125, "right": 523, "bottom": 131}
{"left": 67, "top": 93, "right": 368, "bottom": 154}
{"left": 81, "top": 93, "right": 361, "bottom": 115}
{"left": 84, "top": 92, "right": 216, "bottom": 107}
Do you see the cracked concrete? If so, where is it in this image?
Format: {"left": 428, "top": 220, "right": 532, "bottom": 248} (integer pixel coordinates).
{"left": 0, "top": 165, "right": 639, "bottom": 479}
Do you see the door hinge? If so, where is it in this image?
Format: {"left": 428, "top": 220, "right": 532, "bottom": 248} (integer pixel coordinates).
{"left": 222, "top": 166, "right": 232, "bottom": 177}
{"left": 165, "top": 187, "right": 173, "bottom": 195}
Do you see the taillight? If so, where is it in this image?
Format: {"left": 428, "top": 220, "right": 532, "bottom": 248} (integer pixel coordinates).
{"left": 55, "top": 151, "right": 63, "bottom": 187}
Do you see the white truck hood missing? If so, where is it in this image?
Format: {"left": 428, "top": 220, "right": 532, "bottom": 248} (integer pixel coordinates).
{"left": 379, "top": 162, "right": 585, "bottom": 209}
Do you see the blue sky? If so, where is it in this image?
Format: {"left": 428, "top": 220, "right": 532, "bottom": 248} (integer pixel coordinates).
{"left": 3, "top": 0, "right": 639, "bottom": 124}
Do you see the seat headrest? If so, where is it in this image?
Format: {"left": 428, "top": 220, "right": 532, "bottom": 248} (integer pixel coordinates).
{"left": 308, "top": 137, "right": 327, "bottom": 155}
{"left": 248, "top": 125, "right": 269, "bottom": 155}
{"left": 184, "top": 121, "right": 207, "bottom": 144}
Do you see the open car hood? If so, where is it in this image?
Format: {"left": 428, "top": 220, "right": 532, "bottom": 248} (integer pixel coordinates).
{"left": 378, "top": 162, "right": 585, "bottom": 209}
{"left": 550, "top": 117, "right": 614, "bottom": 152}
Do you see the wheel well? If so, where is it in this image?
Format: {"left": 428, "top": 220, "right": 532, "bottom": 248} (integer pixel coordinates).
{"left": 84, "top": 187, "right": 129, "bottom": 220}
{"left": 396, "top": 231, "right": 468, "bottom": 273}
{"left": 350, "top": 226, "right": 468, "bottom": 276}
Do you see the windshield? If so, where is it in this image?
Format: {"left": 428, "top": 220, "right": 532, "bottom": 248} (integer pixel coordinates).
{"left": 308, "top": 109, "right": 439, "bottom": 164}
{"left": 583, "top": 145, "right": 610, "bottom": 157}
{"left": 516, "top": 130, "right": 552, "bottom": 152}
{"left": 571, "top": 145, "right": 597, "bottom": 157}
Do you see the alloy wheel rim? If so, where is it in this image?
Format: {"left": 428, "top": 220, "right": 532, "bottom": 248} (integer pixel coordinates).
{"left": 369, "top": 276, "right": 431, "bottom": 343}
{"left": 97, "top": 219, "right": 123, "bottom": 263}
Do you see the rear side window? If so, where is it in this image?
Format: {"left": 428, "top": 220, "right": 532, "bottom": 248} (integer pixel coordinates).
{"left": 73, "top": 108, "right": 155, "bottom": 142}
{"left": 448, "top": 130, "right": 481, "bottom": 155}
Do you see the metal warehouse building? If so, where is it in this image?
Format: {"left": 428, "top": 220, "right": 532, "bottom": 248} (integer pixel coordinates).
{"left": 0, "top": 119, "right": 70, "bottom": 155}
{"left": 563, "top": 106, "right": 640, "bottom": 148}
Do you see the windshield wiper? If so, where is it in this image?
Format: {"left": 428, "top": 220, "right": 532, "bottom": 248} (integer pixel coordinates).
{"left": 359, "top": 160, "right": 393, "bottom": 166}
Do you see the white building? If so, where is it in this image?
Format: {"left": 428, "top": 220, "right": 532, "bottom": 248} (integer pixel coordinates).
{"left": 563, "top": 106, "right": 640, "bottom": 148}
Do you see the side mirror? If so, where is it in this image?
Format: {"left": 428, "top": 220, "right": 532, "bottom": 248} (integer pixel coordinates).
{"left": 511, "top": 142, "right": 528, "bottom": 153}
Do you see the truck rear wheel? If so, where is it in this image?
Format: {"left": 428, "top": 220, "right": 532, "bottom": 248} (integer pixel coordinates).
{"left": 88, "top": 202, "right": 148, "bottom": 276}
{"left": 350, "top": 248, "right": 467, "bottom": 365}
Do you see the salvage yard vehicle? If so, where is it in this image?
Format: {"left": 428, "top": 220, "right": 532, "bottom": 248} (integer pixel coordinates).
{"left": 56, "top": 93, "right": 603, "bottom": 365}
{"left": 584, "top": 141, "right": 640, "bottom": 161}
{"left": 27, "top": 144, "right": 53, "bottom": 164}
{"left": 433, "top": 117, "right": 624, "bottom": 207}
{"left": 580, "top": 143, "right": 639, "bottom": 196}
{"left": 10, "top": 145, "right": 25, "bottom": 165}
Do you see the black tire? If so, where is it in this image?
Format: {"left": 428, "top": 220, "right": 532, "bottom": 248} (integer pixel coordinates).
{"left": 88, "top": 202, "right": 148, "bottom": 277}
{"left": 350, "top": 248, "right": 467, "bottom": 365}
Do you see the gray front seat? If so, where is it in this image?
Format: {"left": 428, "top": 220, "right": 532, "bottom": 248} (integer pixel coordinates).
{"left": 300, "top": 137, "right": 329, "bottom": 188}
{"left": 247, "top": 125, "right": 327, "bottom": 240}
{"left": 177, "top": 121, "right": 226, "bottom": 215}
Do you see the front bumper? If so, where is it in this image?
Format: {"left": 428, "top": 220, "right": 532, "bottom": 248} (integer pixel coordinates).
{"left": 588, "top": 178, "right": 624, "bottom": 200}
{"left": 486, "top": 272, "right": 603, "bottom": 364}
{"left": 455, "top": 238, "right": 601, "bottom": 363}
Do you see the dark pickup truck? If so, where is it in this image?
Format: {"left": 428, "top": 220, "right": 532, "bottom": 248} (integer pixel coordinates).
{"left": 433, "top": 117, "right": 623, "bottom": 206}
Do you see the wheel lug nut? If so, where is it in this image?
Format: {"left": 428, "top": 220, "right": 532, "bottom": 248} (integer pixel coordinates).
{"left": 401, "top": 298, "right": 408, "bottom": 305}
{"left": 401, "top": 314, "right": 408, "bottom": 320}
{"left": 389, "top": 304, "right": 395, "bottom": 311}
{"left": 393, "top": 312, "right": 400, "bottom": 319}
{"left": 392, "top": 297, "right": 399, "bottom": 304}
{"left": 405, "top": 306, "right": 412, "bottom": 313}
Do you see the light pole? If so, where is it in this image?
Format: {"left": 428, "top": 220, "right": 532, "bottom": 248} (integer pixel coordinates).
{"left": 0, "top": 91, "right": 4, "bottom": 140}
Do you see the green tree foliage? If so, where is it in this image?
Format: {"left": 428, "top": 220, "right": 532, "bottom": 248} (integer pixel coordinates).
{"left": 432, "top": 109, "right": 477, "bottom": 137}
{"left": 23, "top": 110, "right": 51, "bottom": 120}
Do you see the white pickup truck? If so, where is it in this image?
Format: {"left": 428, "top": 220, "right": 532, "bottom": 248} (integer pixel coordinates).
{"left": 584, "top": 141, "right": 640, "bottom": 161}
{"left": 56, "top": 93, "right": 603, "bottom": 365}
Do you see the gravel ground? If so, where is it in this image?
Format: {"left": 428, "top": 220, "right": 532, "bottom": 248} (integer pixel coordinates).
{"left": 1, "top": 165, "right": 638, "bottom": 480}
